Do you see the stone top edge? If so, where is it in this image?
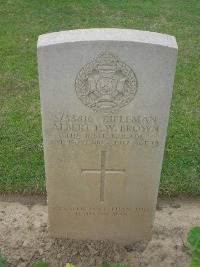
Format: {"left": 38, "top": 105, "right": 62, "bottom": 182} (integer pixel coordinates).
{"left": 37, "top": 28, "right": 178, "bottom": 49}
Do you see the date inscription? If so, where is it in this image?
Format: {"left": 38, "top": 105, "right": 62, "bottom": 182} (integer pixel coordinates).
{"left": 48, "top": 114, "right": 160, "bottom": 147}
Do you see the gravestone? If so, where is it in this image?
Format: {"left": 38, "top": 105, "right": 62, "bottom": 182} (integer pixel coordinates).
{"left": 37, "top": 29, "right": 178, "bottom": 242}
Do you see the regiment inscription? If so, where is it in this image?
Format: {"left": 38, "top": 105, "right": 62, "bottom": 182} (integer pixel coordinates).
{"left": 49, "top": 113, "right": 159, "bottom": 147}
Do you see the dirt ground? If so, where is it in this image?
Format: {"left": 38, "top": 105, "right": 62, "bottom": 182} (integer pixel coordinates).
{"left": 0, "top": 195, "right": 199, "bottom": 267}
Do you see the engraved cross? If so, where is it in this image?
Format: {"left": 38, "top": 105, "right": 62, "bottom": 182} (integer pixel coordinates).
{"left": 81, "top": 151, "right": 125, "bottom": 203}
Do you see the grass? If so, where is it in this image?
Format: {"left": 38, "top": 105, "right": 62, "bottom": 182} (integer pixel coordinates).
{"left": 0, "top": 252, "right": 129, "bottom": 267}
{"left": 0, "top": 251, "right": 6, "bottom": 267}
{"left": 0, "top": 0, "right": 200, "bottom": 195}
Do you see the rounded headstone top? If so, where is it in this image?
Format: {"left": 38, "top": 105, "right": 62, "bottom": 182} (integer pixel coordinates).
{"left": 37, "top": 28, "right": 178, "bottom": 49}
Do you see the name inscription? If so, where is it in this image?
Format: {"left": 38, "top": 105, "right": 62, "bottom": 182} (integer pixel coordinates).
{"left": 48, "top": 114, "right": 160, "bottom": 147}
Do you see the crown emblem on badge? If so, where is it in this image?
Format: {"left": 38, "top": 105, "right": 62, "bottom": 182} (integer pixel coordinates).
{"left": 97, "top": 51, "right": 118, "bottom": 66}
{"left": 75, "top": 50, "right": 138, "bottom": 113}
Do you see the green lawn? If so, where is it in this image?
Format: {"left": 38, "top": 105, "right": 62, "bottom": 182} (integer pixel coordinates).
{"left": 0, "top": 0, "right": 199, "bottom": 195}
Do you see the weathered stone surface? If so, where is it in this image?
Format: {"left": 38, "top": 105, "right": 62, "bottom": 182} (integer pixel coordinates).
{"left": 37, "top": 28, "right": 178, "bottom": 242}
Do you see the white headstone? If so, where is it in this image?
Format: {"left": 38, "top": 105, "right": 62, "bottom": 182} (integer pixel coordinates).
{"left": 37, "top": 29, "right": 178, "bottom": 243}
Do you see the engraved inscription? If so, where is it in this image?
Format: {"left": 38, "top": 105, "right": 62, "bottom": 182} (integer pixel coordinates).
{"left": 75, "top": 50, "right": 137, "bottom": 113}
{"left": 49, "top": 114, "right": 160, "bottom": 147}
{"left": 53, "top": 206, "right": 150, "bottom": 216}
{"left": 81, "top": 151, "right": 125, "bottom": 202}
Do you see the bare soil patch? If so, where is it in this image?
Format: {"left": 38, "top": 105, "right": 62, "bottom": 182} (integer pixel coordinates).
{"left": 0, "top": 196, "right": 199, "bottom": 267}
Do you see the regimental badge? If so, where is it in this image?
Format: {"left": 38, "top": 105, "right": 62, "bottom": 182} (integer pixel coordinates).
{"left": 75, "top": 50, "right": 138, "bottom": 113}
